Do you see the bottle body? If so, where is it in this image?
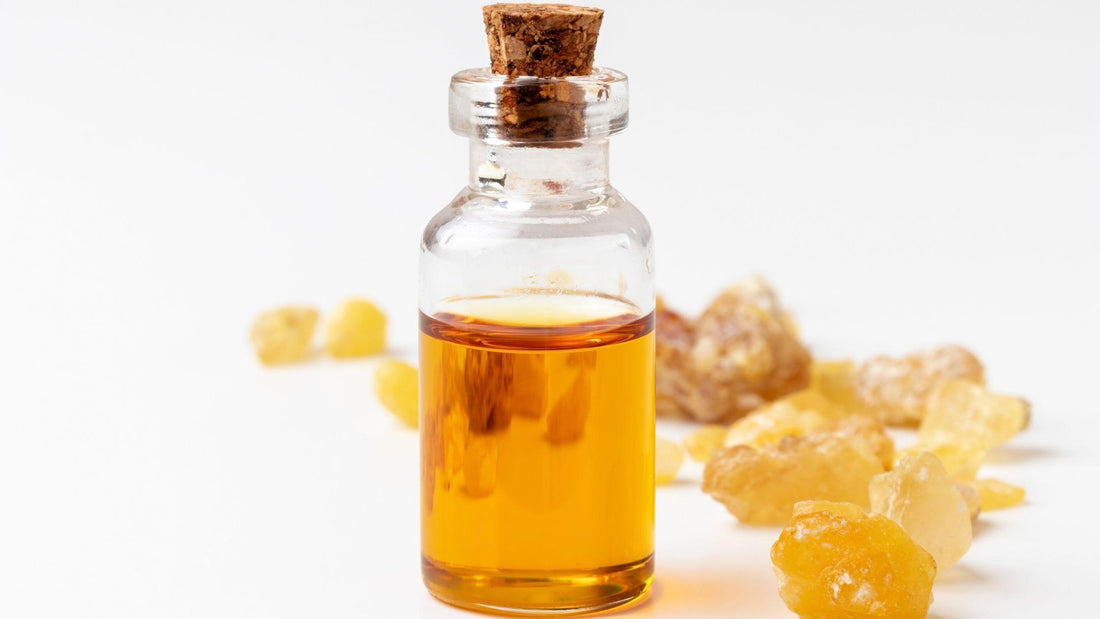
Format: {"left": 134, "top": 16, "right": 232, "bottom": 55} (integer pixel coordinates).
{"left": 420, "top": 67, "right": 653, "bottom": 615}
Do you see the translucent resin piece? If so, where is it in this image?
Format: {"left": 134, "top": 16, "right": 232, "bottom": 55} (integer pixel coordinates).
{"left": 682, "top": 425, "right": 728, "bottom": 462}
{"left": 373, "top": 360, "right": 419, "bottom": 428}
{"left": 250, "top": 306, "right": 318, "bottom": 366}
{"left": 813, "top": 346, "right": 985, "bottom": 426}
{"left": 961, "top": 478, "right": 1026, "bottom": 511}
{"left": 703, "top": 434, "right": 884, "bottom": 525}
{"left": 771, "top": 501, "right": 936, "bottom": 619}
{"left": 870, "top": 452, "right": 972, "bottom": 570}
{"left": 325, "top": 298, "right": 386, "bottom": 358}
{"left": 655, "top": 436, "right": 684, "bottom": 485}
{"left": 918, "top": 380, "right": 1030, "bottom": 450}
{"left": 724, "top": 390, "right": 842, "bottom": 449}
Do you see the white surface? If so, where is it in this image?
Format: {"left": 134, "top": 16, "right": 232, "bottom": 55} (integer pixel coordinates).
{"left": 2, "top": 1, "right": 1098, "bottom": 617}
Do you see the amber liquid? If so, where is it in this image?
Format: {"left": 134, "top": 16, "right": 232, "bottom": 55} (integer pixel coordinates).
{"left": 420, "top": 293, "right": 655, "bottom": 615}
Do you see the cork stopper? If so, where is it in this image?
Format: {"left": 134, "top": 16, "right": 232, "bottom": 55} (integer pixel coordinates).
{"left": 480, "top": 3, "right": 605, "bottom": 143}
{"left": 483, "top": 4, "right": 604, "bottom": 77}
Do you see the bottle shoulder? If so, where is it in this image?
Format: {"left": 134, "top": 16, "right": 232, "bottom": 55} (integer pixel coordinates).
{"left": 421, "top": 186, "right": 652, "bottom": 252}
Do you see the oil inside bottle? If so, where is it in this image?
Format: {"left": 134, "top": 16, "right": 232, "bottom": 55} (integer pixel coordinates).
{"left": 420, "top": 291, "right": 655, "bottom": 614}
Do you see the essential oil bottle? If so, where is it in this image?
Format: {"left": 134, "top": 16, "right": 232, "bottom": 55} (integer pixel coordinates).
{"left": 419, "top": 4, "right": 655, "bottom": 614}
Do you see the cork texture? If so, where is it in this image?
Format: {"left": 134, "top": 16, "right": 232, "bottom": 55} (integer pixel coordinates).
{"left": 483, "top": 3, "right": 604, "bottom": 77}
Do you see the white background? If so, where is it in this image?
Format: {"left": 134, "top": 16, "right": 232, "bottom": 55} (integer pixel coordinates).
{"left": 2, "top": 1, "right": 1098, "bottom": 617}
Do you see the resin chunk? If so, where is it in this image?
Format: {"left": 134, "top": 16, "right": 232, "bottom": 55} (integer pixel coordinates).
{"left": 771, "top": 501, "right": 936, "bottom": 619}
{"left": 961, "top": 478, "right": 1026, "bottom": 511}
{"left": 825, "top": 416, "right": 895, "bottom": 470}
{"left": 373, "top": 360, "right": 419, "bottom": 428}
{"left": 655, "top": 437, "right": 684, "bottom": 485}
{"left": 723, "top": 391, "right": 841, "bottom": 448}
{"left": 682, "top": 424, "right": 728, "bottom": 462}
{"left": 250, "top": 306, "right": 318, "bottom": 365}
{"left": 918, "top": 380, "right": 1029, "bottom": 450}
{"left": 703, "top": 433, "right": 884, "bottom": 525}
{"left": 870, "top": 452, "right": 972, "bottom": 570}
{"left": 325, "top": 298, "right": 386, "bottom": 358}
{"left": 812, "top": 345, "right": 985, "bottom": 425}
{"left": 656, "top": 277, "right": 812, "bottom": 423}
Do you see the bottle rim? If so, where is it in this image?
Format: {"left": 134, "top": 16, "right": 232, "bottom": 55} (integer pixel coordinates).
{"left": 449, "top": 67, "right": 629, "bottom": 145}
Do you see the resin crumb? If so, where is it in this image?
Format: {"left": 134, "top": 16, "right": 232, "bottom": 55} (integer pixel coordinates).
{"left": 961, "top": 478, "right": 1026, "bottom": 511}
{"left": 325, "top": 298, "right": 386, "bottom": 358}
{"left": 373, "top": 359, "right": 419, "bottom": 428}
{"left": 682, "top": 424, "right": 728, "bottom": 462}
{"left": 771, "top": 500, "right": 936, "bottom": 619}
{"left": 656, "top": 436, "right": 684, "bottom": 485}
{"left": 250, "top": 306, "right": 318, "bottom": 366}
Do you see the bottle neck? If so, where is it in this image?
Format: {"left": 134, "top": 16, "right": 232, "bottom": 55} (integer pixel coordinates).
{"left": 468, "top": 140, "right": 610, "bottom": 196}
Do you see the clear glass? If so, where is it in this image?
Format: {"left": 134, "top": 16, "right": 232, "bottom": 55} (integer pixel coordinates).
{"left": 419, "top": 68, "right": 655, "bottom": 615}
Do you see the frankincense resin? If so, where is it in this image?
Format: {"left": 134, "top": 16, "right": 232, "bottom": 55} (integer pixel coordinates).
{"left": 420, "top": 293, "right": 655, "bottom": 613}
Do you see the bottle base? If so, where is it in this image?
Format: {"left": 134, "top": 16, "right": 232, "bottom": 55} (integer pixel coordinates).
{"left": 422, "top": 554, "right": 654, "bottom": 616}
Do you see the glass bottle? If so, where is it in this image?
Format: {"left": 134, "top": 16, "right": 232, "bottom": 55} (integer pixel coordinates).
{"left": 419, "top": 67, "right": 655, "bottom": 615}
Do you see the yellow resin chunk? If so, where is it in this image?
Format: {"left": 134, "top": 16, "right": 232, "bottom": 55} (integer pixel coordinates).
{"left": 812, "top": 346, "right": 985, "bottom": 426}
{"left": 723, "top": 390, "right": 844, "bottom": 449}
{"left": 250, "top": 306, "right": 319, "bottom": 366}
{"left": 655, "top": 437, "right": 684, "bottom": 485}
{"left": 809, "top": 360, "right": 860, "bottom": 412}
{"left": 373, "top": 360, "right": 418, "bottom": 428}
{"left": 682, "top": 425, "right": 728, "bottom": 462}
{"left": 963, "top": 478, "right": 1026, "bottom": 511}
{"left": 918, "top": 380, "right": 1029, "bottom": 450}
{"left": 325, "top": 298, "right": 386, "bottom": 358}
{"left": 825, "top": 416, "right": 896, "bottom": 470}
{"left": 703, "top": 434, "right": 884, "bottom": 525}
{"left": 771, "top": 501, "right": 936, "bottom": 619}
{"left": 870, "top": 452, "right": 972, "bottom": 570}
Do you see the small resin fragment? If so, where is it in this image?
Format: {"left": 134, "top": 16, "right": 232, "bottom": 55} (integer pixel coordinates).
{"left": 250, "top": 306, "right": 319, "bottom": 365}
{"left": 655, "top": 437, "right": 684, "bottom": 485}
{"left": 703, "top": 433, "right": 884, "bottom": 525}
{"left": 870, "top": 452, "right": 972, "bottom": 570}
{"left": 771, "top": 501, "right": 936, "bottom": 619}
{"left": 656, "top": 277, "right": 812, "bottom": 423}
{"left": 324, "top": 298, "right": 386, "bottom": 358}
{"left": 955, "top": 482, "right": 981, "bottom": 521}
{"left": 961, "top": 478, "right": 1026, "bottom": 511}
{"left": 463, "top": 434, "right": 498, "bottom": 498}
{"left": 373, "top": 360, "right": 419, "bottom": 428}
{"left": 809, "top": 360, "right": 860, "bottom": 412}
{"left": 918, "top": 380, "right": 1029, "bottom": 450}
{"left": 813, "top": 345, "right": 985, "bottom": 426}
{"left": 682, "top": 424, "right": 728, "bottom": 462}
